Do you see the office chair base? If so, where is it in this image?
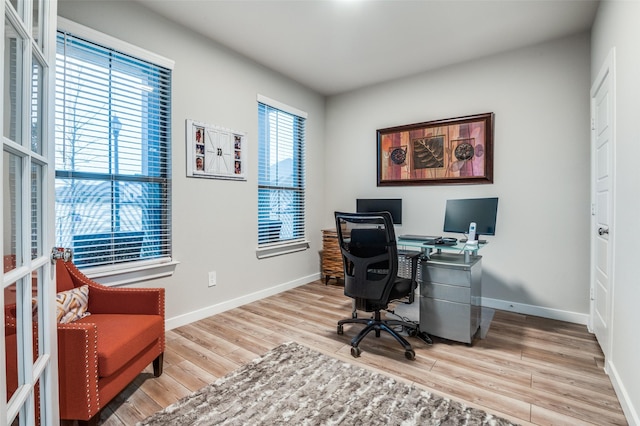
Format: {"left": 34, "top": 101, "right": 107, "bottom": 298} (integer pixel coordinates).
{"left": 337, "top": 312, "right": 418, "bottom": 360}
{"left": 348, "top": 344, "right": 415, "bottom": 359}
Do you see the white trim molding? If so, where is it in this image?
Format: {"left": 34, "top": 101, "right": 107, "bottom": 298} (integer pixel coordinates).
{"left": 165, "top": 272, "right": 320, "bottom": 330}
{"left": 481, "top": 297, "right": 590, "bottom": 325}
{"left": 57, "top": 17, "right": 175, "bottom": 69}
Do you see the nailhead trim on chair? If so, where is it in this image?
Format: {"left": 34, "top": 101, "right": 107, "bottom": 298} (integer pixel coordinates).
{"left": 5, "top": 316, "right": 16, "bottom": 328}
{"left": 65, "top": 262, "right": 164, "bottom": 305}
{"left": 63, "top": 261, "right": 166, "bottom": 353}
{"left": 61, "top": 323, "right": 101, "bottom": 417}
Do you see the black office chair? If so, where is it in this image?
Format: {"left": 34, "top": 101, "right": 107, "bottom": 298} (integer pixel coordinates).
{"left": 334, "top": 211, "right": 423, "bottom": 360}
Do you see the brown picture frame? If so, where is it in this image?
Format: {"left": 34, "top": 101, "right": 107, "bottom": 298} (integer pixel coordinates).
{"left": 377, "top": 112, "right": 494, "bottom": 186}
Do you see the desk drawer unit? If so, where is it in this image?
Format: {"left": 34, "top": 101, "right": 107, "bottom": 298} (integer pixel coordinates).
{"left": 422, "top": 282, "right": 470, "bottom": 304}
{"left": 420, "top": 253, "right": 482, "bottom": 344}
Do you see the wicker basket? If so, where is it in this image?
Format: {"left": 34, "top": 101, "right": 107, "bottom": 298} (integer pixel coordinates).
{"left": 322, "top": 229, "right": 422, "bottom": 285}
{"left": 321, "top": 229, "right": 344, "bottom": 284}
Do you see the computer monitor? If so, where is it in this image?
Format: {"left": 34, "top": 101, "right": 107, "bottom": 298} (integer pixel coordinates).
{"left": 443, "top": 197, "right": 498, "bottom": 240}
{"left": 356, "top": 198, "right": 402, "bottom": 225}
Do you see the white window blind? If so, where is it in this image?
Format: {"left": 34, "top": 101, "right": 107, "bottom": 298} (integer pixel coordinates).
{"left": 257, "top": 98, "right": 306, "bottom": 249}
{"left": 55, "top": 29, "right": 172, "bottom": 269}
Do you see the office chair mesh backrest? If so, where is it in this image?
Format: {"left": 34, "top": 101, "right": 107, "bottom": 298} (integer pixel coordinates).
{"left": 335, "top": 211, "right": 400, "bottom": 310}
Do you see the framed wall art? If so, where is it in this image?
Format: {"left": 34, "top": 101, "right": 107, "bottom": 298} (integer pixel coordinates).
{"left": 186, "top": 119, "right": 247, "bottom": 181}
{"left": 377, "top": 112, "right": 494, "bottom": 186}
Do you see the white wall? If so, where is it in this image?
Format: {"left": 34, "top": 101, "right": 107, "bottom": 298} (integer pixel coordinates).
{"left": 57, "top": 1, "right": 326, "bottom": 326}
{"left": 325, "top": 33, "right": 592, "bottom": 322}
{"left": 591, "top": 1, "right": 640, "bottom": 424}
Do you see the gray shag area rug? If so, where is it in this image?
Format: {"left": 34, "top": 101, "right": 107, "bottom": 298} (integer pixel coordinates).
{"left": 139, "top": 342, "right": 517, "bottom": 426}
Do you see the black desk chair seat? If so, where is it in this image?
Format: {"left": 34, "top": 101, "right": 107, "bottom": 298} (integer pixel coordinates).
{"left": 335, "top": 211, "right": 427, "bottom": 360}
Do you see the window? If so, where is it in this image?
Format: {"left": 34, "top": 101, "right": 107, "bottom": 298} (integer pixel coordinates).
{"left": 257, "top": 95, "right": 308, "bottom": 258}
{"left": 55, "top": 22, "right": 173, "bottom": 270}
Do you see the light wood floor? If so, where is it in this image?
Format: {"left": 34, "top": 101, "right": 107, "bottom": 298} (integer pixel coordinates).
{"left": 97, "top": 280, "right": 627, "bottom": 426}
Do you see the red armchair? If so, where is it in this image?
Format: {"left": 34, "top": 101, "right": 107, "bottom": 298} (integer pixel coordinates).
{"left": 55, "top": 257, "right": 165, "bottom": 426}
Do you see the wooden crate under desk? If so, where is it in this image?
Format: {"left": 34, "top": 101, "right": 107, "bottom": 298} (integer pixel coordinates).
{"left": 321, "top": 229, "right": 344, "bottom": 284}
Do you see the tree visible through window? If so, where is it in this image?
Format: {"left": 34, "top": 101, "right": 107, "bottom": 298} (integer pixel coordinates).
{"left": 257, "top": 100, "right": 306, "bottom": 247}
{"left": 55, "top": 30, "right": 172, "bottom": 268}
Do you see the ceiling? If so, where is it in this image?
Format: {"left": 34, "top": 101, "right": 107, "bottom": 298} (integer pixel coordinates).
{"left": 137, "top": 0, "right": 600, "bottom": 96}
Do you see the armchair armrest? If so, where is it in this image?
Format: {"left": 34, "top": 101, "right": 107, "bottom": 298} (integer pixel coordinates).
{"left": 60, "top": 259, "right": 165, "bottom": 316}
{"left": 57, "top": 323, "right": 100, "bottom": 420}
{"left": 86, "top": 285, "right": 165, "bottom": 316}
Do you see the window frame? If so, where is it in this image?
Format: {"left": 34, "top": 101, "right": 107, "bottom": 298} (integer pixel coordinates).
{"left": 256, "top": 94, "right": 309, "bottom": 259}
{"left": 55, "top": 18, "right": 177, "bottom": 284}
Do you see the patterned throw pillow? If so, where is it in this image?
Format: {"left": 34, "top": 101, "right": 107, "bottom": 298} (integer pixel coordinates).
{"left": 56, "top": 285, "right": 90, "bottom": 324}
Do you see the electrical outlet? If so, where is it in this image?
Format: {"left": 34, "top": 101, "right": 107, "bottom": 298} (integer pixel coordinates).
{"left": 208, "top": 271, "right": 216, "bottom": 287}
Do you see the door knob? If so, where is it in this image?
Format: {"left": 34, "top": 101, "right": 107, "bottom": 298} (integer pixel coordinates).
{"left": 50, "top": 247, "right": 72, "bottom": 264}
{"left": 598, "top": 227, "right": 609, "bottom": 236}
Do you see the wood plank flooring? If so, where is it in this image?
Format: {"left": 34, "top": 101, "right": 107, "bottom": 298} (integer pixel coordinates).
{"left": 96, "top": 280, "right": 627, "bottom": 425}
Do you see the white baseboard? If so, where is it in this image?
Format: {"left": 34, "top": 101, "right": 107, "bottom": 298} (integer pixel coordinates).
{"left": 165, "top": 272, "right": 320, "bottom": 330}
{"left": 167, "top": 283, "right": 590, "bottom": 330}
{"left": 607, "top": 359, "right": 639, "bottom": 426}
{"left": 481, "top": 297, "right": 590, "bottom": 325}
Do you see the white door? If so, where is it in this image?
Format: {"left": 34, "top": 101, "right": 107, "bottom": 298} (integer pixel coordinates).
{"left": 2, "top": 1, "right": 59, "bottom": 425}
{"left": 590, "top": 49, "right": 615, "bottom": 360}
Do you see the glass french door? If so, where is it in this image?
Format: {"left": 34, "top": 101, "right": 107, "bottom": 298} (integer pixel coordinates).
{"left": 2, "top": 0, "right": 58, "bottom": 425}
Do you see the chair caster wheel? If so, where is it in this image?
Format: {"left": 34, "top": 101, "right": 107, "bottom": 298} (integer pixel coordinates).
{"left": 405, "top": 349, "right": 416, "bottom": 360}
{"left": 350, "top": 346, "right": 361, "bottom": 358}
{"left": 337, "top": 324, "right": 344, "bottom": 335}
{"left": 407, "top": 327, "right": 418, "bottom": 337}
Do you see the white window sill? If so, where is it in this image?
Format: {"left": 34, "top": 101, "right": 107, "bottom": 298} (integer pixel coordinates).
{"left": 81, "top": 258, "right": 180, "bottom": 287}
{"left": 256, "top": 240, "right": 310, "bottom": 259}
